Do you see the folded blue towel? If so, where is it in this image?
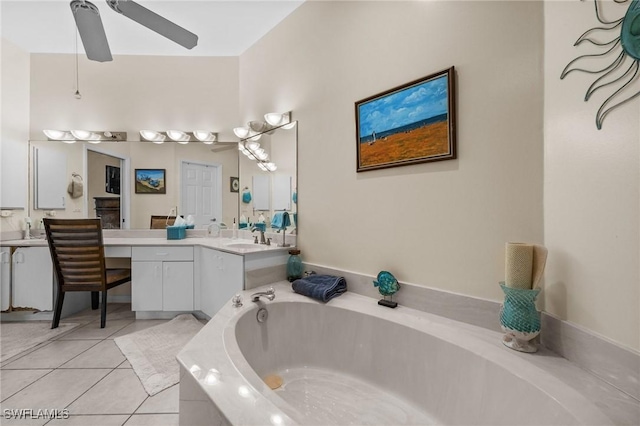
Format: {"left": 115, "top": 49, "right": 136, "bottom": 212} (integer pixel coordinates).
{"left": 292, "top": 274, "right": 347, "bottom": 302}
{"left": 271, "top": 211, "right": 291, "bottom": 229}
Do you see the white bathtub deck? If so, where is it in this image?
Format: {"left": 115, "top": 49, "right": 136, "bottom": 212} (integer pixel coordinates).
{"left": 274, "top": 367, "right": 438, "bottom": 425}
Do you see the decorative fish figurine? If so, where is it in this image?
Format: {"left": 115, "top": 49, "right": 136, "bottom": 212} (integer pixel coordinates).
{"left": 373, "top": 271, "right": 400, "bottom": 296}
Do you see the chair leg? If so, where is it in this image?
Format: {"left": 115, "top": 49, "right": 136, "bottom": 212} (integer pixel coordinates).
{"left": 91, "top": 291, "right": 99, "bottom": 310}
{"left": 51, "top": 290, "right": 65, "bottom": 329}
{"left": 100, "top": 290, "right": 108, "bottom": 328}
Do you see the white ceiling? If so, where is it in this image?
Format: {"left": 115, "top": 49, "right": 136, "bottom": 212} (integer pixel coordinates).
{"left": 1, "top": 0, "right": 303, "bottom": 57}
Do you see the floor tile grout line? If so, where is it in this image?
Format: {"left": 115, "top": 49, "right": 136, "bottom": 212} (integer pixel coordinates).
{"left": 2, "top": 339, "right": 103, "bottom": 370}
{"left": 0, "top": 367, "right": 57, "bottom": 403}
{"left": 61, "top": 364, "right": 120, "bottom": 415}
{"left": 51, "top": 339, "right": 105, "bottom": 369}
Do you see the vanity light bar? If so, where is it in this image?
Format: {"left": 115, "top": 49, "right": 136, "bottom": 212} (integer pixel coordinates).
{"left": 239, "top": 141, "right": 277, "bottom": 172}
{"left": 234, "top": 111, "right": 293, "bottom": 141}
{"left": 139, "top": 131, "right": 218, "bottom": 144}
{"left": 43, "top": 130, "right": 127, "bottom": 142}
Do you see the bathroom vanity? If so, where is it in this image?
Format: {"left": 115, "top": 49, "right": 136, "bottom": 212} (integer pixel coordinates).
{"left": 0, "top": 231, "right": 291, "bottom": 320}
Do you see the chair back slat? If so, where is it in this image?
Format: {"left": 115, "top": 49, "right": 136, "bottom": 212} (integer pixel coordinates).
{"left": 43, "top": 219, "right": 107, "bottom": 292}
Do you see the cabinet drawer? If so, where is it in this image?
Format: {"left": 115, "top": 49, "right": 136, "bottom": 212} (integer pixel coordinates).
{"left": 105, "top": 246, "right": 131, "bottom": 258}
{"left": 132, "top": 246, "right": 193, "bottom": 262}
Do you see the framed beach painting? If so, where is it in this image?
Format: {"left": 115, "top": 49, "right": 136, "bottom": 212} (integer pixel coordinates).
{"left": 355, "top": 66, "right": 456, "bottom": 172}
{"left": 135, "top": 169, "right": 166, "bottom": 194}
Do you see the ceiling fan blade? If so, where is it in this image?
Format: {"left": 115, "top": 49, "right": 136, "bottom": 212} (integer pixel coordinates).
{"left": 107, "top": 0, "right": 198, "bottom": 50}
{"left": 70, "top": 0, "right": 113, "bottom": 62}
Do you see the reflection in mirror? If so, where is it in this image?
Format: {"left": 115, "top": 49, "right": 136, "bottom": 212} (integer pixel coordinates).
{"left": 238, "top": 122, "right": 297, "bottom": 234}
{"left": 27, "top": 140, "right": 239, "bottom": 229}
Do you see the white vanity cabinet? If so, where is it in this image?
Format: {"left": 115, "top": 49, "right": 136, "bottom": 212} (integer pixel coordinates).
{"left": 0, "top": 246, "right": 53, "bottom": 311}
{"left": 131, "top": 246, "right": 194, "bottom": 312}
{"left": 197, "top": 247, "right": 244, "bottom": 318}
{"left": 1, "top": 247, "right": 11, "bottom": 311}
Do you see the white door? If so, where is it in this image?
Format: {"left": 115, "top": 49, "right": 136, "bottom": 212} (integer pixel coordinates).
{"left": 181, "top": 162, "right": 222, "bottom": 229}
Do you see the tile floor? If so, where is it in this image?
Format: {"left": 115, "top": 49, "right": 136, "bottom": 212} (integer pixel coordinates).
{"left": 0, "top": 304, "right": 188, "bottom": 426}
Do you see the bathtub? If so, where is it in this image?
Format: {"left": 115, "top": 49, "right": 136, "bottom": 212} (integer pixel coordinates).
{"left": 177, "top": 282, "right": 615, "bottom": 425}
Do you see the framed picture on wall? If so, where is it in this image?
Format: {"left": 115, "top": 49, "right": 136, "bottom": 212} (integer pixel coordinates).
{"left": 105, "top": 165, "right": 120, "bottom": 195}
{"left": 135, "top": 169, "right": 166, "bottom": 194}
{"left": 230, "top": 176, "right": 239, "bottom": 193}
{"left": 355, "top": 66, "right": 457, "bottom": 172}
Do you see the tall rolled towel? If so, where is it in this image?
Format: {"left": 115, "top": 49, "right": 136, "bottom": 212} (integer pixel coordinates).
{"left": 531, "top": 245, "right": 548, "bottom": 289}
{"left": 292, "top": 274, "right": 347, "bottom": 302}
{"left": 505, "top": 242, "right": 533, "bottom": 289}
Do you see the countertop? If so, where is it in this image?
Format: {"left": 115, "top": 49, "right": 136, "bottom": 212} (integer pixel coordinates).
{"left": 0, "top": 234, "right": 293, "bottom": 256}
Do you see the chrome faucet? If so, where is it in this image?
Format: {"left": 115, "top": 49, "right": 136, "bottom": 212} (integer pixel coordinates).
{"left": 251, "top": 287, "right": 275, "bottom": 302}
{"left": 251, "top": 226, "right": 267, "bottom": 244}
{"left": 275, "top": 212, "right": 290, "bottom": 248}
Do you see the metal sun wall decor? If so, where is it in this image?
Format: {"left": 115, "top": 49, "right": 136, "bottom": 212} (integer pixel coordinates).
{"left": 561, "top": 0, "right": 640, "bottom": 130}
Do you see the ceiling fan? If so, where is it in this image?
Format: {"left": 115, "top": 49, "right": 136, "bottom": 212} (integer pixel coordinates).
{"left": 70, "top": 0, "right": 198, "bottom": 62}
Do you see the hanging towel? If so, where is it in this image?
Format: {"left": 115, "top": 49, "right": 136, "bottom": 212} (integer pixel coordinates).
{"left": 292, "top": 274, "right": 347, "bottom": 302}
{"left": 271, "top": 212, "right": 291, "bottom": 229}
{"left": 242, "top": 188, "right": 252, "bottom": 204}
{"left": 67, "top": 173, "right": 84, "bottom": 199}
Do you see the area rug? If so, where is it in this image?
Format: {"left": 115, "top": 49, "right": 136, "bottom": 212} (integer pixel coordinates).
{"left": 114, "top": 314, "right": 203, "bottom": 396}
{"left": 0, "top": 322, "right": 79, "bottom": 362}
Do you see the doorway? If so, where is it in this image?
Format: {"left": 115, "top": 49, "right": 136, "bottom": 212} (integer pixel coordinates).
{"left": 181, "top": 161, "right": 222, "bottom": 229}
{"left": 85, "top": 147, "right": 130, "bottom": 229}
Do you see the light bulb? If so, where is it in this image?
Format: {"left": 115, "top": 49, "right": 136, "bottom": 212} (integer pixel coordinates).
{"left": 246, "top": 141, "right": 260, "bottom": 151}
{"left": 194, "top": 131, "right": 216, "bottom": 143}
{"left": 71, "top": 130, "right": 99, "bottom": 140}
{"left": 43, "top": 130, "right": 73, "bottom": 140}
{"left": 233, "top": 127, "right": 250, "bottom": 138}
{"left": 167, "top": 130, "right": 189, "bottom": 142}
{"left": 140, "top": 130, "right": 166, "bottom": 143}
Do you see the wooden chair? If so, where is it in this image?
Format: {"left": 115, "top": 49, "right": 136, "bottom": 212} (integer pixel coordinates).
{"left": 150, "top": 215, "right": 177, "bottom": 229}
{"left": 43, "top": 218, "right": 131, "bottom": 329}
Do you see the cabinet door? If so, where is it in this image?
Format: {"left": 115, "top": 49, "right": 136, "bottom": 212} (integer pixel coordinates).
{"left": 199, "top": 248, "right": 221, "bottom": 318}
{"left": 1, "top": 248, "right": 11, "bottom": 311}
{"left": 163, "top": 262, "right": 193, "bottom": 311}
{"left": 13, "top": 247, "right": 53, "bottom": 311}
{"left": 132, "top": 261, "right": 163, "bottom": 311}
{"left": 199, "top": 249, "right": 243, "bottom": 318}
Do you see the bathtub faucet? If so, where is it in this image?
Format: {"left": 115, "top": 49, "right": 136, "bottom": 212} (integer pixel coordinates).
{"left": 251, "top": 287, "right": 275, "bottom": 302}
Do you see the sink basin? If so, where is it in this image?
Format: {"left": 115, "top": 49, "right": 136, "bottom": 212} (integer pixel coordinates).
{"left": 225, "top": 243, "right": 261, "bottom": 249}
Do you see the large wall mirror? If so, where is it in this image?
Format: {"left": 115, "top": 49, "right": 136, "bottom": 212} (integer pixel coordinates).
{"left": 27, "top": 139, "right": 239, "bottom": 230}
{"left": 238, "top": 122, "right": 298, "bottom": 233}
{"left": 27, "top": 123, "right": 298, "bottom": 234}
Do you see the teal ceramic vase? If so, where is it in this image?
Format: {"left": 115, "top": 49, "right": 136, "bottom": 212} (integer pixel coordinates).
{"left": 499, "top": 282, "right": 541, "bottom": 353}
{"left": 286, "top": 249, "right": 303, "bottom": 282}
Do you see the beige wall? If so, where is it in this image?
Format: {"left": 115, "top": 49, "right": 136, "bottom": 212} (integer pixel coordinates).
{"left": 544, "top": 1, "right": 640, "bottom": 350}
{"left": 0, "top": 38, "right": 30, "bottom": 233}
{"left": 239, "top": 1, "right": 545, "bottom": 304}
{"left": 27, "top": 54, "right": 240, "bottom": 229}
